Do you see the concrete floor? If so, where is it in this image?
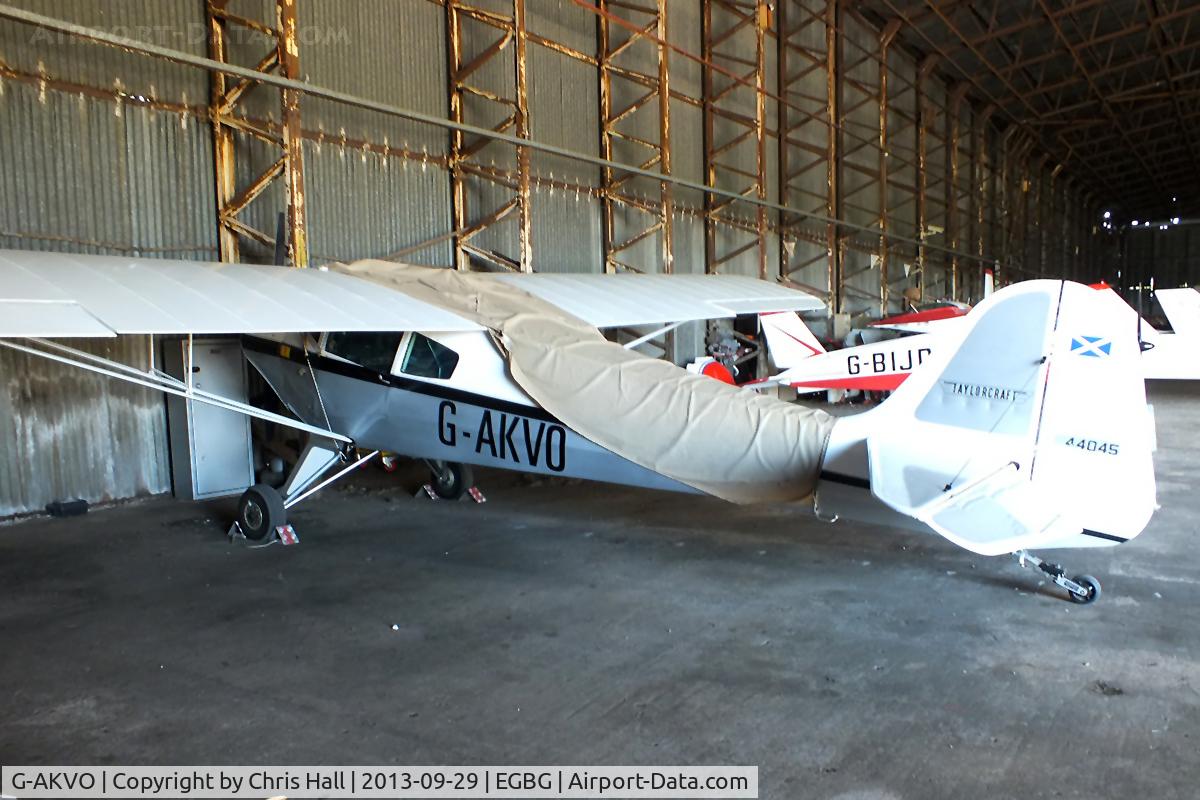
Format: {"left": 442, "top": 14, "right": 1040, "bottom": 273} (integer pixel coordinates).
{"left": 2, "top": 383, "right": 1198, "bottom": 799}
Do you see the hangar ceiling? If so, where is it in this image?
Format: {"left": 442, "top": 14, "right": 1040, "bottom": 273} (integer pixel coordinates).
{"left": 859, "top": 0, "right": 1200, "bottom": 220}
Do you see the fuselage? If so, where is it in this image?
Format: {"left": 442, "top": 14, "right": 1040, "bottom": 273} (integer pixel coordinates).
{"left": 242, "top": 323, "right": 1124, "bottom": 553}
{"left": 244, "top": 330, "right": 918, "bottom": 530}
{"left": 244, "top": 331, "right": 694, "bottom": 494}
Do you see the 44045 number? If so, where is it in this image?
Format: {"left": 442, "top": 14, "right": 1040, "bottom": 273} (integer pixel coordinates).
{"left": 1061, "top": 436, "right": 1120, "bottom": 456}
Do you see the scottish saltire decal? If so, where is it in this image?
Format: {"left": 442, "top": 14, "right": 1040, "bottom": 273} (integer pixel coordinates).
{"left": 1071, "top": 335, "right": 1112, "bottom": 357}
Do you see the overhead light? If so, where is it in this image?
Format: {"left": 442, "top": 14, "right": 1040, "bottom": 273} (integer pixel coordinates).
{"left": 1102, "top": 210, "right": 1111, "bottom": 219}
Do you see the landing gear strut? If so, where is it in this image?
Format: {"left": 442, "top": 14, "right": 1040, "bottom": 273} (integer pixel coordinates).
{"left": 233, "top": 439, "right": 379, "bottom": 542}
{"left": 1014, "top": 550, "right": 1101, "bottom": 604}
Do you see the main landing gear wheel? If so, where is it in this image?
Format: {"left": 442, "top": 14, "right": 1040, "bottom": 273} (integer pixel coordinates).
{"left": 237, "top": 484, "right": 286, "bottom": 541}
{"left": 429, "top": 461, "right": 473, "bottom": 500}
{"left": 1014, "top": 550, "right": 1102, "bottom": 605}
{"left": 1067, "top": 575, "right": 1101, "bottom": 605}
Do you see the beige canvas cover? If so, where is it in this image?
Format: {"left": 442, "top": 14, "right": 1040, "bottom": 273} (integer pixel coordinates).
{"left": 333, "top": 260, "right": 836, "bottom": 504}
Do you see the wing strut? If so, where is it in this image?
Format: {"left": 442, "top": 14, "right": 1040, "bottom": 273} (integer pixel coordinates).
{"left": 0, "top": 337, "right": 353, "bottom": 444}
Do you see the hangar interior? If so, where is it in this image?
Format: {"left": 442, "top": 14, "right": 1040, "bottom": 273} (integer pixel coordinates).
{"left": 2, "top": 1, "right": 1200, "bottom": 795}
{"left": 4, "top": 0, "right": 1198, "bottom": 516}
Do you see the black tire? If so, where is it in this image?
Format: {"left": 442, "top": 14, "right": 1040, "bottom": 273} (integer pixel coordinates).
{"left": 430, "top": 462, "right": 473, "bottom": 501}
{"left": 1068, "top": 575, "right": 1101, "bottom": 605}
{"left": 236, "top": 484, "right": 286, "bottom": 541}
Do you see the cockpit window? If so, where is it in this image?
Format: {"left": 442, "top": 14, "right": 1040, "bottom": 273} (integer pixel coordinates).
{"left": 400, "top": 333, "right": 459, "bottom": 380}
{"left": 324, "top": 332, "right": 404, "bottom": 374}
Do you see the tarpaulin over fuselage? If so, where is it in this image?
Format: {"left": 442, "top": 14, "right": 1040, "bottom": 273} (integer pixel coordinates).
{"left": 333, "top": 260, "right": 836, "bottom": 505}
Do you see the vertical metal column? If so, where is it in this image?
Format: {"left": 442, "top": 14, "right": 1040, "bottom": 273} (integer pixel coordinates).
{"left": 915, "top": 55, "right": 937, "bottom": 304}
{"left": 206, "top": 0, "right": 309, "bottom": 266}
{"left": 777, "top": 0, "right": 838, "bottom": 306}
{"left": 513, "top": 0, "right": 531, "bottom": 273}
{"left": 974, "top": 106, "right": 994, "bottom": 293}
{"left": 996, "top": 129, "right": 1012, "bottom": 284}
{"left": 701, "top": 0, "right": 770, "bottom": 278}
{"left": 208, "top": 0, "right": 237, "bottom": 263}
{"left": 1046, "top": 165, "right": 1061, "bottom": 280}
{"left": 597, "top": 0, "right": 672, "bottom": 274}
{"left": 277, "top": 0, "right": 308, "bottom": 267}
{"left": 753, "top": 0, "right": 769, "bottom": 281}
{"left": 1030, "top": 155, "right": 1045, "bottom": 278}
{"left": 826, "top": 0, "right": 842, "bottom": 311}
{"left": 877, "top": 20, "right": 899, "bottom": 313}
{"left": 945, "top": 84, "right": 967, "bottom": 300}
{"left": 444, "top": 0, "right": 532, "bottom": 272}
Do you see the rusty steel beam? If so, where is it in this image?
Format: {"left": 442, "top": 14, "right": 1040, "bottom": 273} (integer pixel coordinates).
{"left": 914, "top": 55, "right": 939, "bottom": 303}
{"left": 1142, "top": 0, "right": 1200, "bottom": 190}
{"left": 1032, "top": 0, "right": 1172, "bottom": 209}
{"left": 207, "top": 0, "right": 238, "bottom": 263}
{"left": 875, "top": 0, "right": 1120, "bottom": 209}
{"left": 945, "top": 0, "right": 1109, "bottom": 56}
{"left": 974, "top": 106, "right": 995, "bottom": 286}
{"left": 598, "top": 0, "right": 673, "bottom": 275}
{"left": 777, "top": 0, "right": 842, "bottom": 306}
{"left": 827, "top": 0, "right": 843, "bottom": 311}
{"left": 9, "top": 0, "right": 1030, "bottom": 275}
{"left": 514, "top": 0, "right": 531, "bottom": 273}
{"left": 701, "top": 0, "right": 770, "bottom": 279}
{"left": 1011, "top": 40, "right": 1196, "bottom": 105}
{"left": 277, "top": 0, "right": 308, "bottom": 266}
{"left": 945, "top": 82, "right": 968, "bottom": 300}
{"left": 877, "top": 19, "right": 899, "bottom": 313}
{"left": 206, "top": 0, "right": 308, "bottom": 266}
{"left": 445, "top": 0, "right": 531, "bottom": 272}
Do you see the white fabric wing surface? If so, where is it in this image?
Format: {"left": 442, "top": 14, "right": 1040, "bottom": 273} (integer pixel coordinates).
{"left": 0, "top": 250, "right": 483, "bottom": 336}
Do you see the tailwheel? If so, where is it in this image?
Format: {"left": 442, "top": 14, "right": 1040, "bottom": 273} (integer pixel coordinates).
{"left": 429, "top": 461, "right": 473, "bottom": 500}
{"left": 1067, "top": 575, "right": 1101, "bottom": 605}
{"left": 1013, "top": 550, "right": 1103, "bottom": 605}
{"left": 236, "top": 484, "right": 286, "bottom": 541}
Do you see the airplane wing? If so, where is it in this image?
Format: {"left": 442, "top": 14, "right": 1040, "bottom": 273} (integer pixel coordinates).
{"left": 868, "top": 304, "right": 970, "bottom": 333}
{"left": 490, "top": 272, "right": 823, "bottom": 327}
{"left": 0, "top": 250, "right": 822, "bottom": 338}
{"left": 0, "top": 250, "right": 484, "bottom": 337}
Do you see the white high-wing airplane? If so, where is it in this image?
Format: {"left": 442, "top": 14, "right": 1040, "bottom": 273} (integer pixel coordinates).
{"left": 770, "top": 286, "right": 1200, "bottom": 391}
{"left": 0, "top": 250, "right": 1158, "bottom": 603}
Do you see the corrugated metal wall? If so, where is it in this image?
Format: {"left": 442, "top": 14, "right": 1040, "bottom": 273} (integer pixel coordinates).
{"left": 0, "top": 338, "right": 169, "bottom": 517}
{"left": 0, "top": 0, "right": 1110, "bottom": 515}
{"left": 0, "top": 1, "right": 215, "bottom": 516}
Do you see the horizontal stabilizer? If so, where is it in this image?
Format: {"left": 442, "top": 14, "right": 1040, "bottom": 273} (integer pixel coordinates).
{"left": 1154, "top": 288, "right": 1200, "bottom": 337}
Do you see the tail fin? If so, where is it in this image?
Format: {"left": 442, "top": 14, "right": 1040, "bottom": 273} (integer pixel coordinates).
{"left": 865, "top": 281, "right": 1156, "bottom": 556}
{"left": 761, "top": 311, "right": 825, "bottom": 370}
